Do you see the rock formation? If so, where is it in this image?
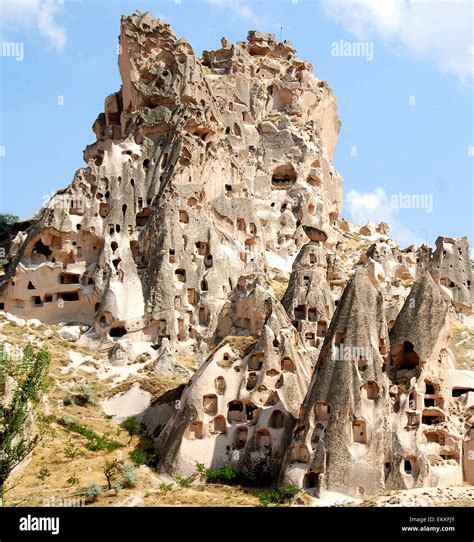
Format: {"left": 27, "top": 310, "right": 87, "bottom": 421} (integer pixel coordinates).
{"left": 156, "top": 274, "right": 311, "bottom": 482}
{"left": 282, "top": 268, "right": 392, "bottom": 497}
{"left": 281, "top": 238, "right": 334, "bottom": 364}
{"left": 430, "top": 236, "right": 473, "bottom": 313}
{"left": 0, "top": 11, "right": 342, "bottom": 363}
{"left": 0, "top": 11, "right": 472, "bottom": 499}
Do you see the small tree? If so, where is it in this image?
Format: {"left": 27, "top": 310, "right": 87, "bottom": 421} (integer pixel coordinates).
{"left": 66, "top": 473, "right": 79, "bottom": 486}
{"left": 0, "top": 214, "right": 19, "bottom": 237}
{"left": 103, "top": 459, "right": 122, "bottom": 491}
{"left": 37, "top": 467, "right": 51, "bottom": 484}
{"left": 0, "top": 344, "right": 50, "bottom": 505}
{"left": 64, "top": 439, "right": 82, "bottom": 460}
{"left": 121, "top": 416, "right": 141, "bottom": 445}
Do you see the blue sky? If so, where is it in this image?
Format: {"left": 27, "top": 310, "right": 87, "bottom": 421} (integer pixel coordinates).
{"left": 0, "top": 0, "right": 472, "bottom": 247}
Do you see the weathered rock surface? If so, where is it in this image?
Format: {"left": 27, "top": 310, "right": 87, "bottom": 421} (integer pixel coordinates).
{"left": 0, "top": 11, "right": 472, "bottom": 497}
{"left": 156, "top": 274, "right": 312, "bottom": 482}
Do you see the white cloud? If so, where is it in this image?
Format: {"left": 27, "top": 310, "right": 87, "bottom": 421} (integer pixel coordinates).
{"left": 345, "top": 187, "right": 424, "bottom": 247}
{"left": 208, "top": 0, "right": 261, "bottom": 24}
{"left": 0, "top": 0, "right": 66, "bottom": 50}
{"left": 320, "top": 0, "right": 473, "bottom": 82}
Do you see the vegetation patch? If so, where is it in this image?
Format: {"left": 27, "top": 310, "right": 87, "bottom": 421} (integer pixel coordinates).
{"left": 57, "top": 416, "right": 123, "bottom": 452}
{"left": 216, "top": 336, "right": 259, "bottom": 358}
{"left": 196, "top": 463, "right": 238, "bottom": 485}
{"left": 257, "top": 485, "right": 301, "bottom": 506}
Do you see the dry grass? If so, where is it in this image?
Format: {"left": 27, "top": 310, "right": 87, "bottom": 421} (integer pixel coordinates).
{"left": 102, "top": 374, "right": 187, "bottom": 402}
{"left": 5, "top": 405, "right": 130, "bottom": 506}
{"left": 271, "top": 279, "right": 288, "bottom": 301}
{"left": 450, "top": 318, "right": 474, "bottom": 371}
{"left": 177, "top": 355, "right": 198, "bottom": 371}
{"left": 217, "top": 335, "right": 258, "bottom": 357}
{"left": 0, "top": 317, "right": 266, "bottom": 507}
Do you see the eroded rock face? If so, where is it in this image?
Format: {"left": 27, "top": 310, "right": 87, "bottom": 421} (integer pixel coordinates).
{"left": 430, "top": 236, "right": 473, "bottom": 313}
{"left": 0, "top": 11, "right": 342, "bottom": 359}
{"left": 282, "top": 270, "right": 472, "bottom": 497}
{"left": 156, "top": 275, "right": 312, "bottom": 482}
{"left": 0, "top": 11, "right": 472, "bottom": 497}
{"left": 281, "top": 240, "right": 334, "bottom": 364}
{"left": 386, "top": 273, "right": 466, "bottom": 491}
{"left": 282, "top": 269, "right": 392, "bottom": 497}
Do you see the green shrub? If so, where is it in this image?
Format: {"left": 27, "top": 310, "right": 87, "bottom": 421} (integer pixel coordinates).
{"left": 121, "top": 416, "right": 142, "bottom": 444}
{"left": 129, "top": 450, "right": 147, "bottom": 465}
{"left": 129, "top": 448, "right": 159, "bottom": 468}
{"left": 121, "top": 464, "right": 139, "bottom": 489}
{"left": 0, "top": 344, "right": 50, "bottom": 499}
{"left": 86, "top": 432, "right": 120, "bottom": 452}
{"left": 72, "top": 384, "right": 94, "bottom": 406}
{"left": 37, "top": 467, "right": 51, "bottom": 484}
{"left": 175, "top": 474, "right": 197, "bottom": 488}
{"left": 0, "top": 214, "right": 19, "bottom": 237}
{"left": 103, "top": 459, "right": 122, "bottom": 490}
{"left": 195, "top": 462, "right": 237, "bottom": 485}
{"left": 257, "top": 486, "right": 301, "bottom": 507}
{"left": 66, "top": 474, "right": 80, "bottom": 486}
{"left": 64, "top": 439, "right": 82, "bottom": 460}
{"left": 85, "top": 482, "right": 103, "bottom": 502}
{"left": 57, "top": 416, "right": 122, "bottom": 452}
{"left": 158, "top": 482, "right": 173, "bottom": 492}
{"left": 112, "top": 480, "right": 122, "bottom": 495}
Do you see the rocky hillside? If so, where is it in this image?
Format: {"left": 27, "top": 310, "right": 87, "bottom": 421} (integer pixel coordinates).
{"left": 0, "top": 11, "right": 472, "bottom": 506}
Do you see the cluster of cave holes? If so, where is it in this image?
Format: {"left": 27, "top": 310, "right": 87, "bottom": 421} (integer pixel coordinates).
{"left": 423, "top": 381, "right": 443, "bottom": 408}
{"left": 31, "top": 291, "right": 80, "bottom": 306}
{"left": 225, "top": 123, "right": 242, "bottom": 137}
{"left": 236, "top": 218, "right": 257, "bottom": 236}
{"left": 108, "top": 224, "right": 121, "bottom": 235}
{"left": 294, "top": 305, "right": 319, "bottom": 323}
{"left": 226, "top": 400, "right": 259, "bottom": 423}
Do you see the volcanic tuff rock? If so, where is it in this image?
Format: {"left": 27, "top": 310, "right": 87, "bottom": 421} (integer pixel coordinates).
{"left": 281, "top": 240, "right": 335, "bottom": 364}
{"left": 283, "top": 268, "right": 392, "bottom": 496}
{"left": 430, "top": 236, "right": 473, "bottom": 313}
{"left": 157, "top": 274, "right": 312, "bottom": 482}
{"left": 0, "top": 11, "right": 473, "bottom": 499}
{"left": 0, "top": 10, "right": 342, "bottom": 359}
